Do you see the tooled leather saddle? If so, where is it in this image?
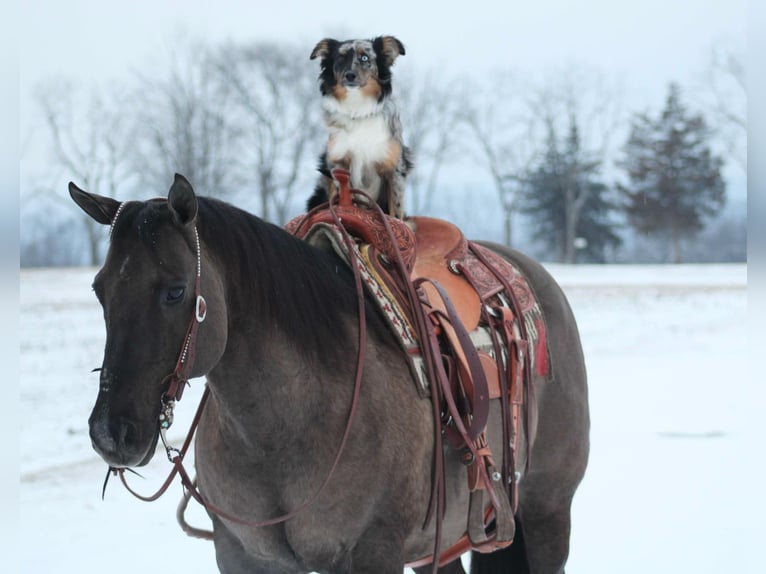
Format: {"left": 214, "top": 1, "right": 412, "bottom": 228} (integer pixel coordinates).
{"left": 286, "top": 169, "right": 550, "bottom": 569}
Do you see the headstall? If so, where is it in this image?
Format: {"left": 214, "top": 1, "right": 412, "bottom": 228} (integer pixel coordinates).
{"left": 109, "top": 196, "right": 369, "bottom": 534}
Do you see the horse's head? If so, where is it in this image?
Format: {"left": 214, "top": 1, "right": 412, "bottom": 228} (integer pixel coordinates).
{"left": 70, "top": 175, "right": 227, "bottom": 468}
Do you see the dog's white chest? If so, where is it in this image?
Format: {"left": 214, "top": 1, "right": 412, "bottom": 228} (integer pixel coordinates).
{"left": 327, "top": 115, "right": 391, "bottom": 192}
{"left": 328, "top": 115, "right": 391, "bottom": 164}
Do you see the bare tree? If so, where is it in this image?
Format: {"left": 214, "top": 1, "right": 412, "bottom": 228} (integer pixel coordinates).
{"left": 20, "top": 208, "right": 86, "bottom": 267}
{"left": 461, "top": 72, "right": 538, "bottom": 247}
{"left": 34, "top": 78, "right": 134, "bottom": 265}
{"left": 529, "top": 67, "right": 624, "bottom": 163}
{"left": 127, "top": 38, "right": 240, "bottom": 199}
{"left": 696, "top": 41, "right": 746, "bottom": 172}
{"left": 208, "top": 41, "right": 323, "bottom": 224}
{"left": 396, "top": 69, "right": 465, "bottom": 214}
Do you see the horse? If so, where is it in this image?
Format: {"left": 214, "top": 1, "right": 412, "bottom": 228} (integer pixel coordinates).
{"left": 69, "top": 174, "right": 589, "bottom": 574}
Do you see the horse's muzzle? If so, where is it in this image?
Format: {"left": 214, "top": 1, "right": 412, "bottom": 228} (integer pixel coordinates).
{"left": 89, "top": 408, "right": 158, "bottom": 468}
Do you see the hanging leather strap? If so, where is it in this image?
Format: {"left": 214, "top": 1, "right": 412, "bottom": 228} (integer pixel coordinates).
{"left": 418, "top": 278, "right": 490, "bottom": 441}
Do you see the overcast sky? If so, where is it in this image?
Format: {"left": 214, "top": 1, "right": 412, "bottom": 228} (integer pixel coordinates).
{"left": 18, "top": 0, "right": 745, "bottom": 102}
{"left": 14, "top": 0, "right": 748, "bottom": 201}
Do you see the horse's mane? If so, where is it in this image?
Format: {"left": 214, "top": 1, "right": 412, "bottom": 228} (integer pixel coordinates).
{"left": 195, "top": 197, "right": 363, "bottom": 358}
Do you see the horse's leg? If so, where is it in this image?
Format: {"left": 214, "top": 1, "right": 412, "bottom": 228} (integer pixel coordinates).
{"left": 490, "top": 384, "right": 586, "bottom": 574}
{"left": 212, "top": 518, "right": 298, "bottom": 574}
{"left": 498, "top": 389, "right": 585, "bottom": 574}
{"left": 335, "top": 523, "right": 407, "bottom": 574}
{"left": 212, "top": 523, "right": 262, "bottom": 574}
{"left": 509, "top": 350, "right": 587, "bottom": 572}
{"left": 512, "top": 492, "right": 577, "bottom": 574}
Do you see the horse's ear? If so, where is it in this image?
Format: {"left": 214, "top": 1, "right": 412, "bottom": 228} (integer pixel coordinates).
{"left": 168, "top": 173, "right": 198, "bottom": 227}
{"left": 69, "top": 182, "right": 120, "bottom": 225}
{"left": 310, "top": 38, "right": 337, "bottom": 61}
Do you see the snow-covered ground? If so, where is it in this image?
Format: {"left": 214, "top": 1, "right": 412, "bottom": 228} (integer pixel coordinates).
{"left": 19, "top": 263, "right": 756, "bottom": 573}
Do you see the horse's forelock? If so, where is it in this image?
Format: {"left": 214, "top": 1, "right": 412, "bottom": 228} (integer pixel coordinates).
{"left": 110, "top": 200, "right": 196, "bottom": 256}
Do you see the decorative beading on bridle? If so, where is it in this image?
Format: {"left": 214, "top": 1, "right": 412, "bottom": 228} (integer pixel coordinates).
{"left": 109, "top": 201, "right": 128, "bottom": 239}
{"left": 158, "top": 223, "right": 206, "bottom": 459}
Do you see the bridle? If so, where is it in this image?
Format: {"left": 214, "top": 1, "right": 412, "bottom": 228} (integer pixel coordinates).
{"left": 158, "top": 222, "right": 206, "bottom": 458}
{"left": 107, "top": 200, "right": 207, "bottom": 459}
{"left": 108, "top": 196, "right": 369, "bottom": 534}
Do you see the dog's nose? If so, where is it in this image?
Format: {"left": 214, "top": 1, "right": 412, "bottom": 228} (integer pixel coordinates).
{"left": 344, "top": 71, "right": 357, "bottom": 83}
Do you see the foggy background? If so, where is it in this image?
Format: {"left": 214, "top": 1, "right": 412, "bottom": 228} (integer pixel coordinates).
{"left": 17, "top": 0, "right": 747, "bottom": 267}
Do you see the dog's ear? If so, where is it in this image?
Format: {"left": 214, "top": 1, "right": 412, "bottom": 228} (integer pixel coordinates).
{"left": 373, "top": 36, "right": 405, "bottom": 67}
{"left": 311, "top": 38, "right": 338, "bottom": 61}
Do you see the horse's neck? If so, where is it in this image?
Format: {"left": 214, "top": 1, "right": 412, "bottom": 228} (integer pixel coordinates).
{"left": 205, "top": 328, "right": 327, "bottom": 448}
{"left": 204, "top": 230, "right": 357, "bottom": 448}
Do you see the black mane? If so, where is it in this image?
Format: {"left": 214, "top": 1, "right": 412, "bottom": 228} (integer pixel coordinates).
{"left": 195, "top": 197, "right": 364, "bottom": 357}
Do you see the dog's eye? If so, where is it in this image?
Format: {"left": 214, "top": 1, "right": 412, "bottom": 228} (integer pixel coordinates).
{"left": 360, "top": 54, "right": 370, "bottom": 63}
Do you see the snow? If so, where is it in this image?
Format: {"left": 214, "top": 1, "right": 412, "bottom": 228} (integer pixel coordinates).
{"left": 19, "top": 263, "right": 758, "bottom": 573}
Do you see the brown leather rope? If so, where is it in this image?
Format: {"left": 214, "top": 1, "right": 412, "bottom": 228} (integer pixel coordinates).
{"left": 117, "top": 388, "right": 210, "bottom": 502}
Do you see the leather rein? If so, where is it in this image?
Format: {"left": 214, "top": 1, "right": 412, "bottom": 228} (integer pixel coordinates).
{"left": 112, "top": 198, "right": 370, "bottom": 533}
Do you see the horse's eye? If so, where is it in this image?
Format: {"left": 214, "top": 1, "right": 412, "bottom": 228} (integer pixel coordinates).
{"left": 165, "top": 287, "right": 185, "bottom": 304}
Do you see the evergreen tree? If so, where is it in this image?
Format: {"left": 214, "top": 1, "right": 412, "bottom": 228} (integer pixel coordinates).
{"left": 522, "top": 116, "right": 621, "bottom": 263}
{"left": 618, "top": 83, "right": 726, "bottom": 263}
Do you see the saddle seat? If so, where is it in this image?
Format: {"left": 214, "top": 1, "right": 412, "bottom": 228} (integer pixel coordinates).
{"left": 409, "top": 216, "right": 482, "bottom": 333}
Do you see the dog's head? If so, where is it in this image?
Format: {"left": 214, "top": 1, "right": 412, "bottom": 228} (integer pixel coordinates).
{"left": 310, "top": 36, "right": 405, "bottom": 103}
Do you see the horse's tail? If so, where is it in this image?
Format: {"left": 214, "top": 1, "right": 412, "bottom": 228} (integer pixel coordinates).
{"left": 469, "top": 518, "right": 527, "bottom": 573}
